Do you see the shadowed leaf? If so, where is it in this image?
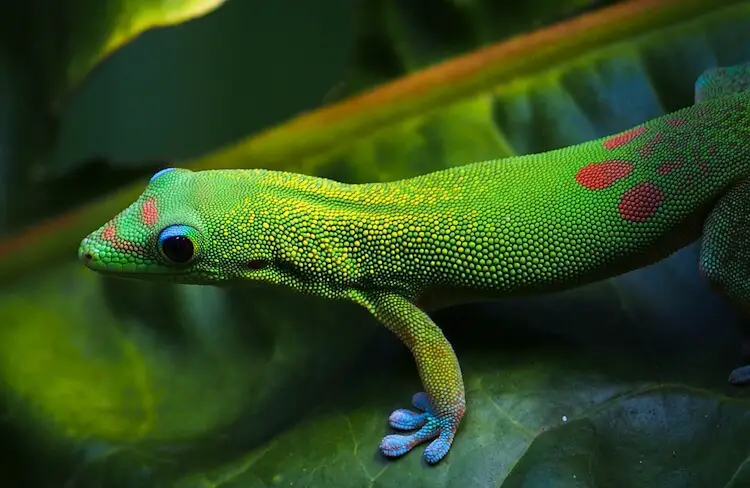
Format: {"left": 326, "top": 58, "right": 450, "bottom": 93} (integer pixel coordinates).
{"left": 0, "top": 0, "right": 227, "bottom": 230}
{"left": 173, "top": 336, "right": 750, "bottom": 488}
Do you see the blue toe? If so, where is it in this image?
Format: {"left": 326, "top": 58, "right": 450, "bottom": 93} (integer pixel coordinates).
{"left": 411, "top": 392, "right": 432, "bottom": 411}
{"left": 380, "top": 421, "right": 439, "bottom": 458}
{"left": 380, "top": 434, "right": 413, "bottom": 457}
{"left": 389, "top": 408, "right": 429, "bottom": 430}
{"left": 423, "top": 431, "right": 454, "bottom": 464}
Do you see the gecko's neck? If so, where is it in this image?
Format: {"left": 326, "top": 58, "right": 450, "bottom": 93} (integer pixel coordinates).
{"left": 243, "top": 167, "right": 504, "bottom": 298}
{"left": 236, "top": 168, "right": 460, "bottom": 297}
{"left": 248, "top": 168, "right": 440, "bottom": 214}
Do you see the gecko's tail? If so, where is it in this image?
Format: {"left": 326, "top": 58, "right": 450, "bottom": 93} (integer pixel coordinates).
{"left": 695, "top": 61, "right": 750, "bottom": 103}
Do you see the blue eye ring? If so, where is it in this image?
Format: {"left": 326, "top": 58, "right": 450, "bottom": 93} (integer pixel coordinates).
{"left": 157, "top": 225, "right": 202, "bottom": 265}
{"left": 150, "top": 167, "right": 176, "bottom": 183}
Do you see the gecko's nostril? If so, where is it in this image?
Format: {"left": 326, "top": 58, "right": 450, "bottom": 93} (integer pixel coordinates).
{"left": 84, "top": 253, "right": 93, "bottom": 261}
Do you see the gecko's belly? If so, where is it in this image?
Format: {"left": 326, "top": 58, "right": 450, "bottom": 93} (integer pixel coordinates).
{"left": 407, "top": 213, "right": 706, "bottom": 312}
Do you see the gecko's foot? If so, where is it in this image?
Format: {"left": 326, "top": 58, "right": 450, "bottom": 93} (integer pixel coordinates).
{"left": 728, "top": 365, "right": 750, "bottom": 385}
{"left": 380, "top": 392, "right": 459, "bottom": 464}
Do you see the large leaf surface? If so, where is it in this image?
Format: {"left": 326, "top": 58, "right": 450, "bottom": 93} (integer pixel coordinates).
{"left": 175, "top": 332, "right": 750, "bottom": 488}
{"left": 1, "top": 1, "right": 750, "bottom": 487}
{"left": 340, "top": 0, "right": 624, "bottom": 96}
{"left": 0, "top": 0, "right": 227, "bottom": 231}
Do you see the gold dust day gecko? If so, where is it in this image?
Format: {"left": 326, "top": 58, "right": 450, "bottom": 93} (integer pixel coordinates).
{"left": 79, "top": 62, "right": 750, "bottom": 464}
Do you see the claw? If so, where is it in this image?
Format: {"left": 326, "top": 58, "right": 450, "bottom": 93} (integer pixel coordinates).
{"left": 380, "top": 391, "right": 459, "bottom": 464}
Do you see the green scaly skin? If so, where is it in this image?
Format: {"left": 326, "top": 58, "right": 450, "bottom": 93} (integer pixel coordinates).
{"left": 79, "top": 63, "right": 750, "bottom": 464}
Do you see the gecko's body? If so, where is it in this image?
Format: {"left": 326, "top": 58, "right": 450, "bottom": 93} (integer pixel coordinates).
{"left": 79, "top": 63, "right": 750, "bottom": 464}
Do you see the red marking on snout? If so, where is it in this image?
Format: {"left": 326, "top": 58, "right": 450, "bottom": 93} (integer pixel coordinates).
{"left": 102, "top": 225, "right": 117, "bottom": 242}
{"left": 99, "top": 224, "right": 142, "bottom": 253}
{"left": 141, "top": 197, "right": 159, "bottom": 227}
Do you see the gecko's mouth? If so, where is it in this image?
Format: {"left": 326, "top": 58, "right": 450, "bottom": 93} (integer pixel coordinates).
{"left": 78, "top": 239, "right": 213, "bottom": 284}
{"left": 78, "top": 239, "right": 163, "bottom": 278}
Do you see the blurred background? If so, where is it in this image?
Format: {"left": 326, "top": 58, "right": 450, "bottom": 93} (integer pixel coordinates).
{"left": 1, "top": 1, "right": 750, "bottom": 487}
{"left": 51, "top": 2, "right": 355, "bottom": 182}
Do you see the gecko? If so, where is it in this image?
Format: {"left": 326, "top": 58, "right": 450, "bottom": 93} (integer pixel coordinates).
{"left": 78, "top": 62, "right": 750, "bottom": 465}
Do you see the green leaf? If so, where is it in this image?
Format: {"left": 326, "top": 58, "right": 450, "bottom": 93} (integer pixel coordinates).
{"left": 0, "top": 262, "right": 377, "bottom": 446}
{"left": 0, "top": 0, "right": 227, "bottom": 230}
{"left": 172, "top": 347, "right": 750, "bottom": 488}
{"left": 2, "top": 1, "right": 750, "bottom": 487}
{"left": 340, "top": 0, "right": 624, "bottom": 96}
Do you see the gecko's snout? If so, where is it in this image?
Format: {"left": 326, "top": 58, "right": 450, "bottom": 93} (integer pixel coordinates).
{"left": 78, "top": 238, "right": 98, "bottom": 270}
{"left": 78, "top": 242, "right": 92, "bottom": 262}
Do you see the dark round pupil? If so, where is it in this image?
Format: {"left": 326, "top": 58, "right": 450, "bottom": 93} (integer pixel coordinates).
{"left": 162, "top": 235, "right": 194, "bottom": 263}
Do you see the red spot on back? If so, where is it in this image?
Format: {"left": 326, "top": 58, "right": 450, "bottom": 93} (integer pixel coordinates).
{"left": 656, "top": 154, "right": 686, "bottom": 176}
{"left": 603, "top": 126, "right": 647, "bottom": 150}
{"left": 667, "top": 118, "right": 686, "bottom": 127}
{"left": 141, "top": 197, "right": 159, "bottom": 226}
{"left": 637, "top": 133, "right": 665, "bottom": 157}
{"left": 657, "top": 161, "right": 679, "bottom": 175}
{"left": 618, "top": 182, "right": 664, "bottom": 222}
{"left": 575, "top": 160, "right": 634, "bottom": 190}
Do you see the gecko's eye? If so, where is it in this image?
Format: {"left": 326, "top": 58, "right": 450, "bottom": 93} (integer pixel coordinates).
{"left": 158, "top": 225, "right": 202, "bottom": 265}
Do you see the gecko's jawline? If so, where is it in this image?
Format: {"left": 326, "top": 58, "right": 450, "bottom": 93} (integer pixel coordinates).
{"left": 83, "top": 262, "right": 226, "bottom": 285}
{"left": 84, "top": 266, "right": 167, "bottom": 280}
{"left": 81, "top": 260, "right": 191, "bottom": 281}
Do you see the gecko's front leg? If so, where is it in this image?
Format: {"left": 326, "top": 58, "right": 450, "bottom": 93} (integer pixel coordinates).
{"left": 354, "top": 290, "right": 466, "bottom": 464}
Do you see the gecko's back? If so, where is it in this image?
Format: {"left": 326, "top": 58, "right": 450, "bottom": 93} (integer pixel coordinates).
{"left": 347, "top": 88, "right": 750, "bottom": 301}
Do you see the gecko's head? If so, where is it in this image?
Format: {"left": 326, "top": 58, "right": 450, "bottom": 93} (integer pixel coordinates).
{"left": 77, "top": 167, "right": 276, "bottom": 285}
